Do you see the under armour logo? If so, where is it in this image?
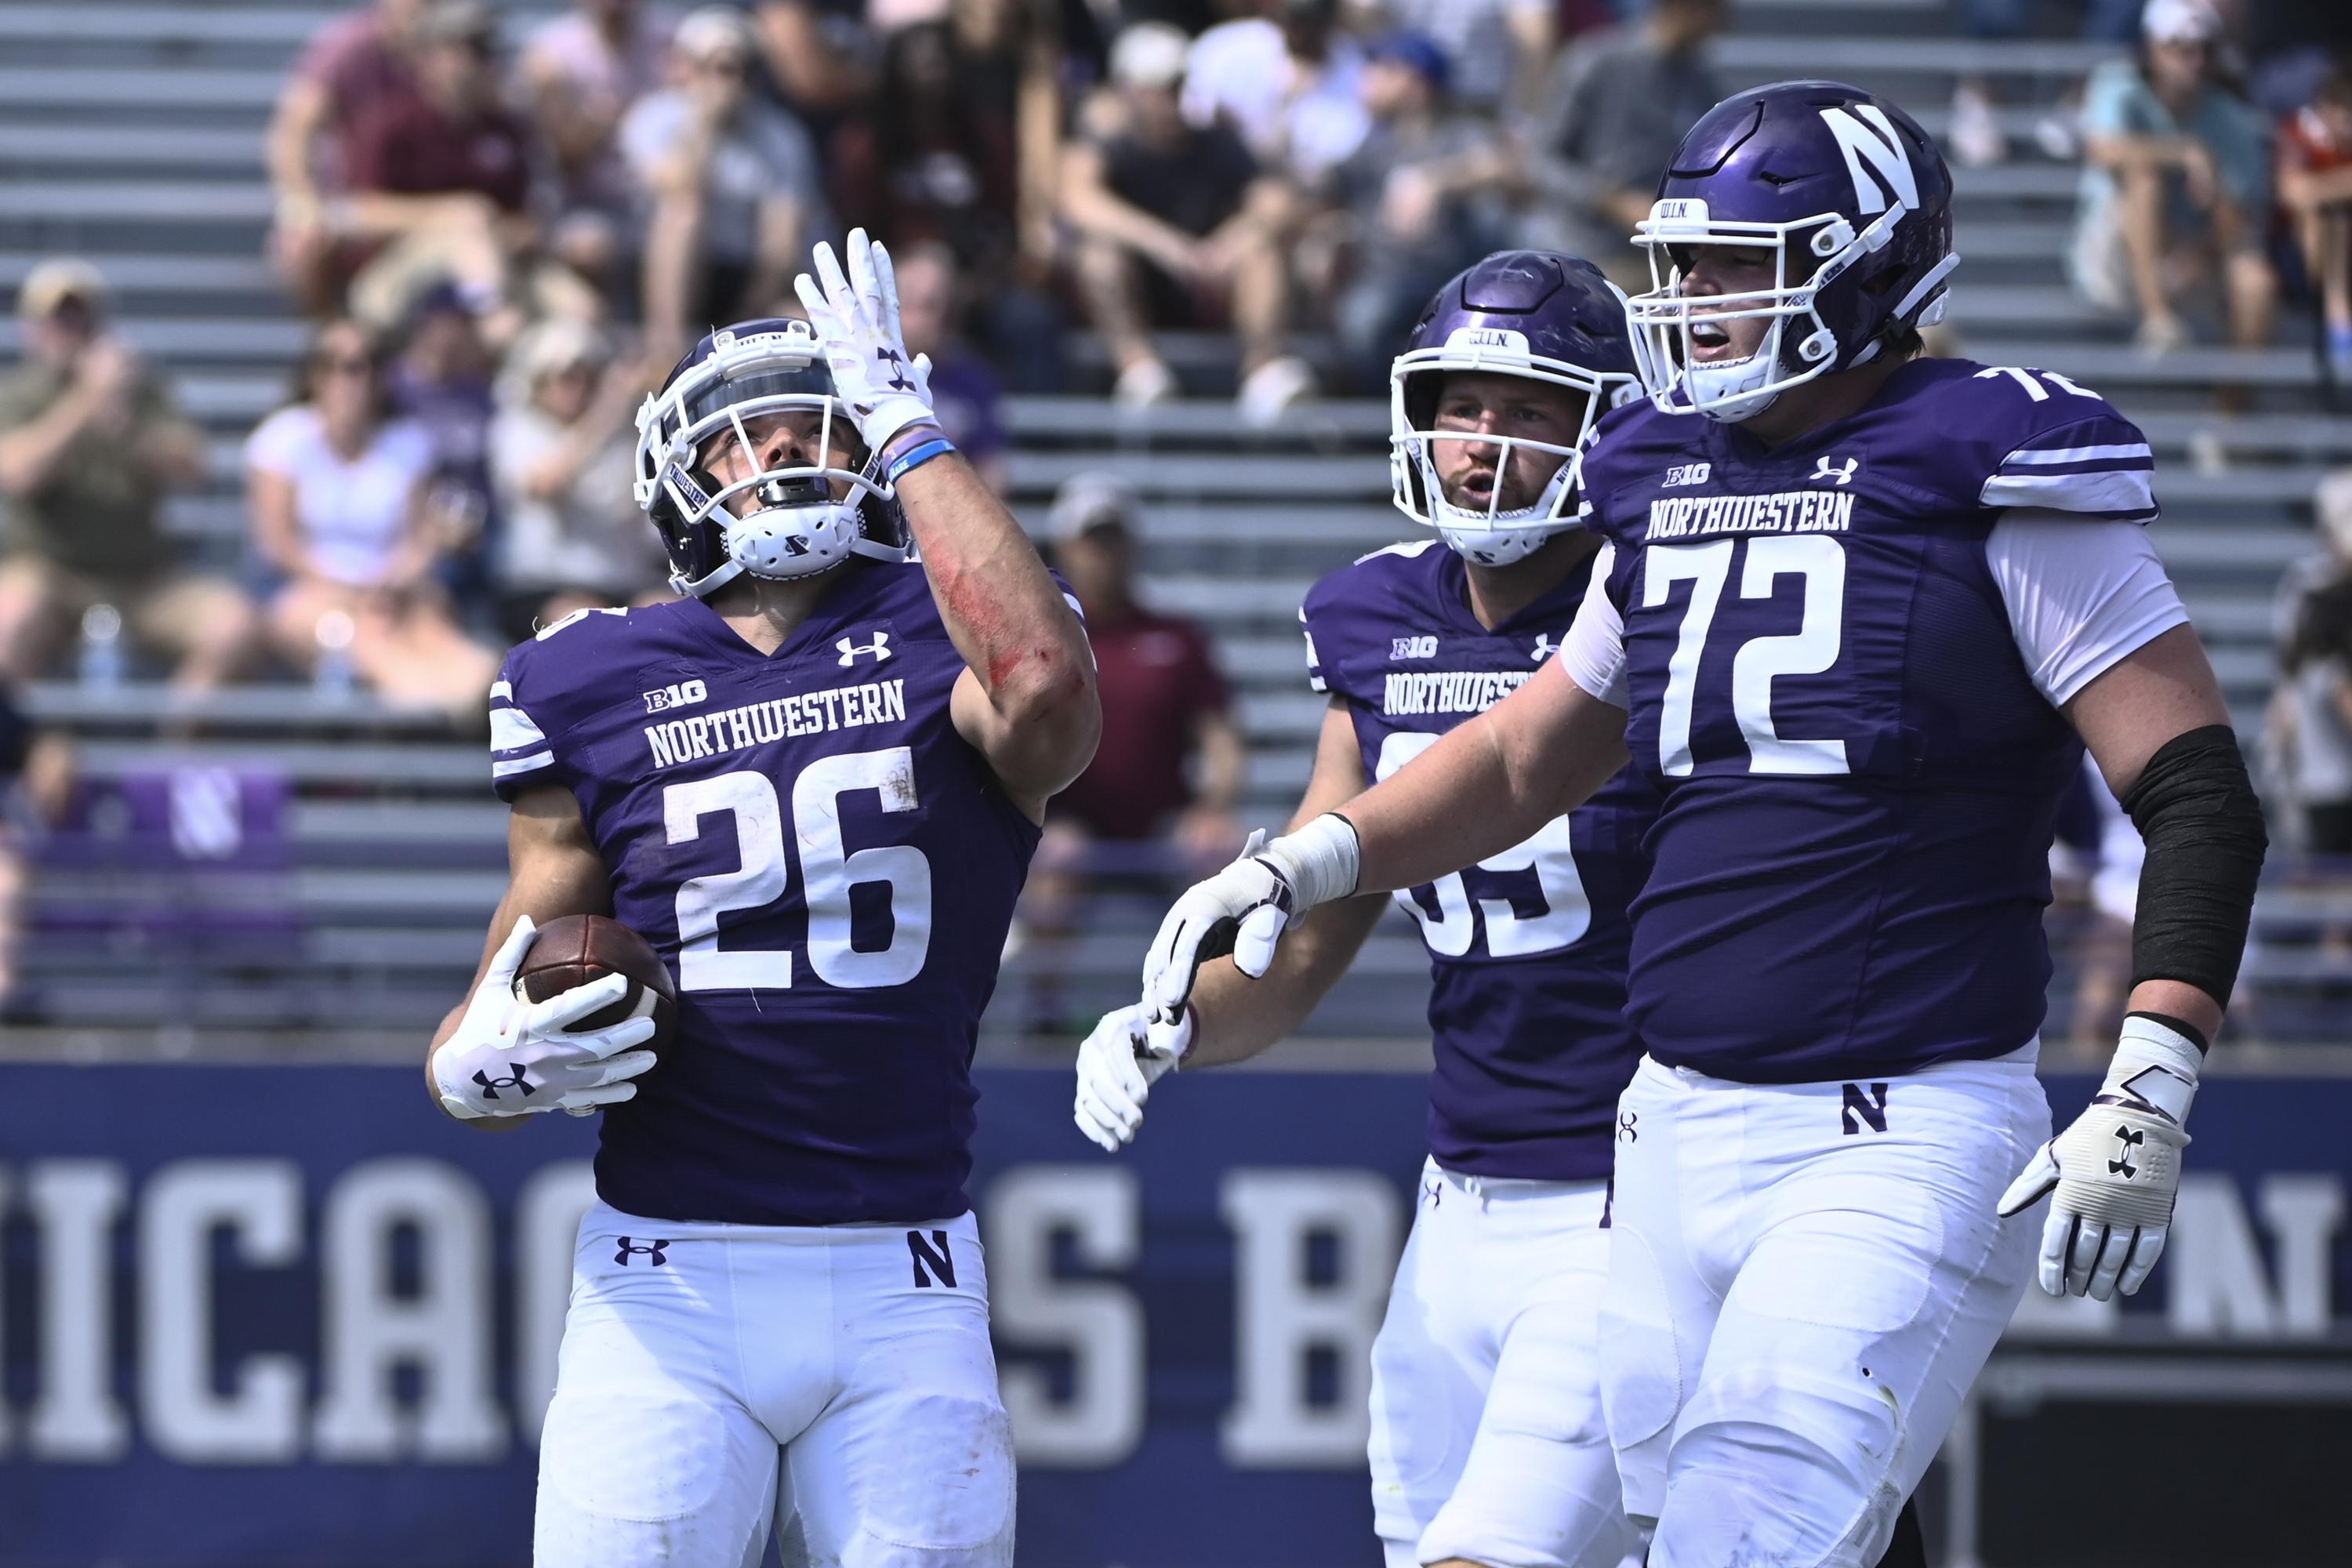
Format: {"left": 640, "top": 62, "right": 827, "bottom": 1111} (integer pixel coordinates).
{"left": 1532, "top": 633, "right": 1561, "bottom": 662}
{"left": 877, "top": 345, "right": 916, "bottom": 392}
{"left": 836, "top": 630, "right": 893, "bottom": 666}
{"left": 2107, "top": 1124, "right": 2145, "bottom": 1179}
{"left": 1812, "top": 456, "right": 1859, "bottom": 486}
{"left": 1421, "top": 1176, "right": 1444, "bottom": 1207}
{"left": 473, "top": 1065, "right": 534, "bottom": 1100}
{"left": 615, "top": 1237, "right": 670, "bottom": 1266}
{"left": 1617, "top": 1111, "right": 1639, "bottom": 1144}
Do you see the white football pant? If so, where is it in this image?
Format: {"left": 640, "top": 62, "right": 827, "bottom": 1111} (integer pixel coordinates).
{"left": 534, "top": 1202, "right": 1013, "bottom": 1568}
{"left": 1370, "top": 1159, "right": 1639, "bottom": 1568}
{"left": 1599, "top": 1051, "right": 2049, "bottom": 1568}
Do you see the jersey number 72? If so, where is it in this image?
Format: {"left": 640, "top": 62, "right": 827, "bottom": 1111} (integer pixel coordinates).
{"left": 1642, "top": 534, "right": 1851, "bottom": 777}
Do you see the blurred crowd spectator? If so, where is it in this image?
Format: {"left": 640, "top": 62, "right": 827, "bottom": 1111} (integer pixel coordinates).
{"left": 1044, "top": 474, "right": 1244, "bottom": 865}
{"left": 490, "top": 320, "right": 670, "bottom": 642}
{"left": 0, "top": 263, "right": 256, "bottom": 700}
{"left": 245, "top": 318, "right": 500, "bottom": 718}
{"left": 1526, "top": 0, "right": 1726, "bottom": 282}
{"left": 1020, "top": 473, "right": 1244, "bottom": 1027}
{"left": 2278, "top": 61, "right": 2352, "bottom": 395}
{"left": 2275, "top": 474, "right": 2352, "bottom": 857}
{"left": 1316, "top": 33, "right": 1512, "bottom": 387}
{"left": 627, "top": 5, "right": 826, "bottom": 346}
{"left": 517, "top": 0, "right": 674, "bottom": 304}
{"left": 2071, "top": 0, "right": 2276, "bottom": 359}
{"left": 57, "top": 0, "right": 2352, "bottom": 729}
{"left": 1060, "top": 21, "right": 1308, "bottom": 419}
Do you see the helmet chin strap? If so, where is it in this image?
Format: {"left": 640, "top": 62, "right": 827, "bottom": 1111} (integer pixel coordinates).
{"left": 1437, "top": 523, "right": 1557, "bottom": 567}
{"left": 1688, "top": 348, "right": 1784, "bottom": 423}
{"left": 724, "top": 498, "right": 862, "bottom": 582}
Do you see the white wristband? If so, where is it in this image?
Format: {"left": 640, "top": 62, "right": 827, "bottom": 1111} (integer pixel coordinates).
{"left": 1258, "top": 812, "right": 1361, "bottom": 912}
{"left": 2104, "top": 1014, "right": 2201, "bottom": 1127}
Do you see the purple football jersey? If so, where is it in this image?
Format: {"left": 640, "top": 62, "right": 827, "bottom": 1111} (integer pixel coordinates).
{"left": 1580, "top": 356, "right": 2158, "bottom": 1083}
{"left": 1302, "top": 539, "right": 1653, "bottom": 1181}
{"left": 488, "top": 560, "right": 1042, "bottom": 1225}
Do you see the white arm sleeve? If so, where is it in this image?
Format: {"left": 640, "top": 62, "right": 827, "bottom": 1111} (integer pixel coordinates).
{"left": 1559, "top": 542, "right": 1629, "bottom": 709}
{"left": 1986, "top": 513, "right": 2190, "bottom": 708}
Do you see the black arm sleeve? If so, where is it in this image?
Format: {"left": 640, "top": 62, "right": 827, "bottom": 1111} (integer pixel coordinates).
{"left": 2119, "top": 724, "right": 2267, "bottom": 1008}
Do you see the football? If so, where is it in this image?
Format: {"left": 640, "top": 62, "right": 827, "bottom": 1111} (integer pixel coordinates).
{"left": 513, "top": 914, "right": 677, "bottom": 1045}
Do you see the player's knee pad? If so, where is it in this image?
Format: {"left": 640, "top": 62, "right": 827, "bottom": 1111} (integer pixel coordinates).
{"left": 1595, "top": 1229, "right": 1682, "bottom": 1519}
{"left": 1367, "top": 1298, "right": 1478, "bottom": 1544}
{"left": 1420, "top": 1436, "right": 1633, "bottom": 1568}
{"left": 1656, "top": 1363, "right": 1909, "bottom": 1568}
{"left": 1681, "top": 1355, "right": 1906, "bottom": 1493}
{"left": 1415, "top": 1300, "right": 1629, "bottom": 1568}
{"left": 843, "top": 1393, "right": 1016, "bottom": 1565}
{"left": 539, "top": 1381, "right": 765, "bottom": 1526}
{"left": 535, "top": 1383, "right": 776, "bottom": 1568}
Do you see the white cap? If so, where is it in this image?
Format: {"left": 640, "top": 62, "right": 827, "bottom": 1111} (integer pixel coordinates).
{"left": 675, "top": 4, "right": 753, "bottom": 60}
{"left": 2142, "top": 0, "right": 2220, "bottom": 44}
{"left": 510, "top": 318, "right": 611, "bottom": 385}
{"left": 16, "top": 256, "right": 107, "bottom": 319}
{"left": 1110, "top": 22, "right": 1189, "bottom": 89}
{"left": 1047, "top": 472, "right": 1136, "bottom": 543}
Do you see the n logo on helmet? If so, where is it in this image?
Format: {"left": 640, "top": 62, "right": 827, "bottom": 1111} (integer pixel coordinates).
{"left": 1820, "top": 104, "right": 1918, "bottom": 216}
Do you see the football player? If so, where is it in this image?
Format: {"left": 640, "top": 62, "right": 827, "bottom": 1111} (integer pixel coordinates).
{"left": 1075, "top": 250, "right": 1652, "bottom": 1568}
{"left": 1137, "top": 82, "right": 2267, "bottom": 1567}
{"left": 425, "top": 230, "right": 1098, "bottom": 1566}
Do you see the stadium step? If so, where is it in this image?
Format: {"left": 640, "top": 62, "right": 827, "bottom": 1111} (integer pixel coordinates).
{"left": 0, "top": 125, "right": 265, "bottom": 174}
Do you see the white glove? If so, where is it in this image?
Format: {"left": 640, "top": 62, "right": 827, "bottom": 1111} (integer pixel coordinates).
{"left": 1140, "top": 815, "right": 1359, "bottom": 1022}
{"left": 1998, "top": 1014, "right": 2201, "bottom": 1300}
{"left": 793, "top": 227, "right": 936, "bottom": 452}
{"left": 1073, "top": 1002, "right": 1195, "bottom": 1152}
{"left": 430, "top": 916, "right": 661, "bottom": 1121}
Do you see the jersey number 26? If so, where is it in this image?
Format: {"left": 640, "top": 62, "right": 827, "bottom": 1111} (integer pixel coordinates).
{"left": 662, "top": 746, "right": 931, "bottom": 991}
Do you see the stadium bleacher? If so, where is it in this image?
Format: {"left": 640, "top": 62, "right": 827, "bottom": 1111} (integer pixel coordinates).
{"left": 1, "top": 0, "right": 2345, "bottom": 1044}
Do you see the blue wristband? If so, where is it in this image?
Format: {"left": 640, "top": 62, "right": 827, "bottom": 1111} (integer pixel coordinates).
{"left": 886, "top": 437, "right": 956, "bottom": 485}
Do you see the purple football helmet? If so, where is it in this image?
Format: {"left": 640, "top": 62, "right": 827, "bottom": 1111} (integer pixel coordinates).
{"left": 633, "top": 317, "right": 909, "bottom": 597}
{"left": 1624, "top": 80, "right": 1957, "bottom": 423}
{"left": 1391, "top": 250, "right": 1641, "bottom": 566}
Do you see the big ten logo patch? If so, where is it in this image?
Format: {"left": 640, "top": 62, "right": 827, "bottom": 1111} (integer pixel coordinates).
{"left": 644, "top": 679, "right": 709, "bottom": 713}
